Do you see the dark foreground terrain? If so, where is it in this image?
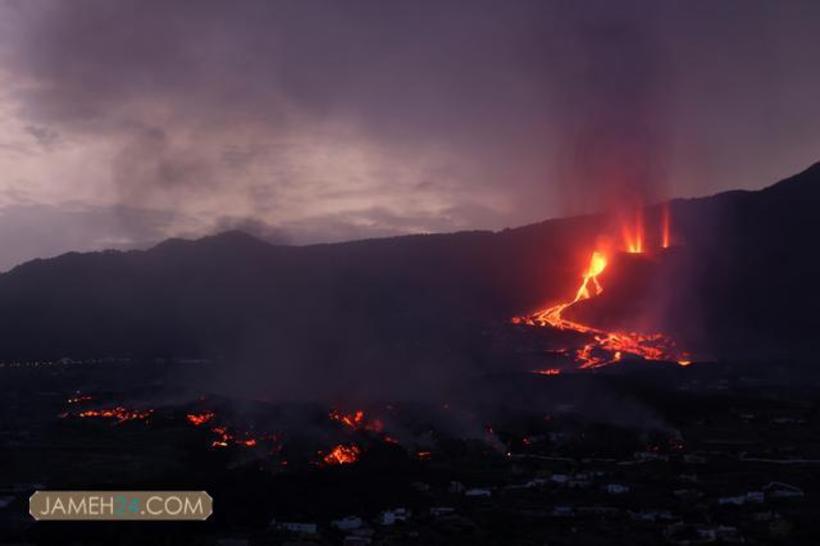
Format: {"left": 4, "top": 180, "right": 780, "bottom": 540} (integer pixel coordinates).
{"left": 2, "top": 358, "right": 820, "bottom": 545}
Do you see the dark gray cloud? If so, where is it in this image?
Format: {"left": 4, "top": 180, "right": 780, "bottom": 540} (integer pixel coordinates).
{"left": 0, "top": 0, "right": 819, "bottom": 267}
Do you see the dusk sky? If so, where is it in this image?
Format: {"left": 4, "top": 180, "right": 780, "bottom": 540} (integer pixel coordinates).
{"left": 0, "top": 0, "right": 818, "bottom": 270}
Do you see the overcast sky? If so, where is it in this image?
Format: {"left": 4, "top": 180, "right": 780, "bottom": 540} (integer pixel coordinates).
{"left": 0, "top": 0, "right": 818, "bottom": 270}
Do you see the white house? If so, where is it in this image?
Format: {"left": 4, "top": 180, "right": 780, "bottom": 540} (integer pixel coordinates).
{"left": 765, "top": 481, "right": 804, "bottom": 499}
{"left": 430, "top": 506, "right": 455, "bottom": 517}
{"left": 718, "top": 495, "right": 746, "bottom": 506}
{"left": 379, "top": 508, "right": 410, "bottom": 526}
{"left": 276, "top": 521, "right": 318, "bottom": 535}
{"left": 606, "top": 484, "right": 630, "bottom": 495}
{"left": 331, "top": 516, "right": 363, "bottom": 530}
{"left": 464, "top": 488, "right": 492, "bottom": 497}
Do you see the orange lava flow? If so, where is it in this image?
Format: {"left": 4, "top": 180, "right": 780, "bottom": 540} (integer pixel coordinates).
{"left": 208, "top": 425, "right": 260, "bottom": 449}
{"left": 76, "top": 406, "right": 153, "bottom": 423}
{"left": 329, "top": 408, "right": 384, "bottom": 432}
{"left": 515, "top": 249, "right": 690, "bottom": 369}
{"left": 186, "top": 411, "right": 215, "bottom": 426}
{"left": 323, "top": 444, "right": 361, "bottom": 465}
{"left": 210, "top": 426, "right": 232, "bottom": 448}
{"left": 329, "top": 409, "right": 364, "bottom": 428}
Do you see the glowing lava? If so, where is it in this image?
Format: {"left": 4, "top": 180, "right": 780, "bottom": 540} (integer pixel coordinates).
{"left": 661, "top": 202, "right": 671, "bottom": 249}
{"left": 323, "top": 444, "right": 361, "bottom": 465}
{"left": 186, "top": 411, "right": 215, "bottom": 426}
{"left": 329, "top": 408, "right": 384, "bottom": 433}
{"left": 524, "top": 250, "right": 608, "bottom": 334}
{"left": 75, "top": 406, "right": 153, "bottom": 423}
{"left": 329, "top": 409, "right": 365, "bottom": 428}
{"left": 515, "top": 242, "right": 690, "bottom": 369}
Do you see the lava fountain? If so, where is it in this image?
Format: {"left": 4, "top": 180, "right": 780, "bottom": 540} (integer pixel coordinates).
{"left": 514, "top": 207, "right": 690, "bottom": 369}
{"left": 661, "top": 202, "right": 671, "bottom": 249}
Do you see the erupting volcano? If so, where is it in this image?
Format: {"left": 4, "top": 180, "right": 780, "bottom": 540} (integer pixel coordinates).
{"left": 514, "top": 206, "right": 691, "bottom": 369}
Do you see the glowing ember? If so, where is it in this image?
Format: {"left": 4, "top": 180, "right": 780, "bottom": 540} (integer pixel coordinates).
{"left": 67, "top": 394, "right": 92, "bottom": 404}
{"left": 330, "top": 408, "right": 364, "bottom": 428}
{"left": 661, "top": 202, "right": 671, "bottom": 249}
{"left": 208, "top": 425, "right": 259, "bottom": 449}
{"left": 329, "top": 408, "right": 384, "bottom": 432}
{"left": 323, "top": 444, "right": 361, "bottom": 465}
{"left": 211, "top": 426, "right": 232, "bottom": 448}
{"left": 515, "top": 239, "right": 691, "bottom": 368}
{"left": 75, "top": 406, "right": 153, "bottom": 423}
{"left": 533, "top": 368, "right": 561, "bottom": 375}
{"left": 186, "top": 411, "right": 215, "bottom": 426}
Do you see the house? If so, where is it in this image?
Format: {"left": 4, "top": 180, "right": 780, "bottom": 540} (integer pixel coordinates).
{"left": 606, "top": 484, "right": 630, "bottom": 495}
{"left": 331, "top": 516, "right": 363, "bottom": 530}
{"left": 718, "top": 495, "right": 746, "bottom": 506}
{"left": 411, "top": 481, "right": 431, "bottom": 492}
{"left": 629, "top": 510, "right": 675, "bottom": 522}
{"left": 684, "top": 454, "right": 707, "bottom": 464}
{"left": 430, "top": 507, "right": 455, "bottom": 517}
{"left": 344, "top": 536, "right": 372, "bottom": 546}
{"left": 550, "top": 505, "right": 574, "bottom": 517}
{"left": 673, "top": 488, "right": 702, "bottom": 500}
{"left": 216, "top": 539, "right": 249, "bottom": 546}
{"left": 715, "top": 525, "right": 743, "bottom": 543}
{"left": 764, "top": 481, "right": 804, "bottom": 499}
{"left": 634, "top": 451, "right": 669, "bottom": 462}
{"left": 578, "top": 506, "right": 619, "bottom": 517}
{"left": 550, "top": 474, "right": 570, "bottom": 484}
{"left": 275, "top": 521, "right": 318, "bottom": 535}
{"left": 464, "top": 488, "right": 492, "bottom": 497}
{"left": 665, "top": 523, "right": 735, "bottom": 545}
{"left": 745, "top": 491, "right": 764, "bottom": 503}
{"left": 379, "top": 508, "right": 410, "bottom": 525}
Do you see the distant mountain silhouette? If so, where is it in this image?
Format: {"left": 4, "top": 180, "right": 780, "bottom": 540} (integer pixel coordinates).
{"left": 0, "top": 162, "right": 818, "bottom": 391}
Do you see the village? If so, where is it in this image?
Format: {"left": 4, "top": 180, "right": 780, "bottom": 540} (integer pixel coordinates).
{"left": 1, "top": 357, "right": 819, "bottom": 545}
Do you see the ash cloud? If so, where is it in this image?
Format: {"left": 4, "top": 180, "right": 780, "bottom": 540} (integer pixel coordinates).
{"left": 552, "top": 15, "right": 670, "bottom": 214}
{"left": 1, "top": 0, "right": 818, "bottom": 266}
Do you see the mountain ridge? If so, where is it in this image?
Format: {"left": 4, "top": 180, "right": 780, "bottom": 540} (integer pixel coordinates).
{"left": 0, "top": 163, "right": 817, "bottom": 381}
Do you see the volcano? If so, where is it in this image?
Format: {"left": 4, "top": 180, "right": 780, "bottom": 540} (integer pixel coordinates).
{"left": 0, "top": 163, "right": 818, "bottom": 392}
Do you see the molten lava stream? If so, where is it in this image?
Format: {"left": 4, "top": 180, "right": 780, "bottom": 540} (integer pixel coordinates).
{"left": 516, "top": 250, "right": 690, "bottom": 369}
